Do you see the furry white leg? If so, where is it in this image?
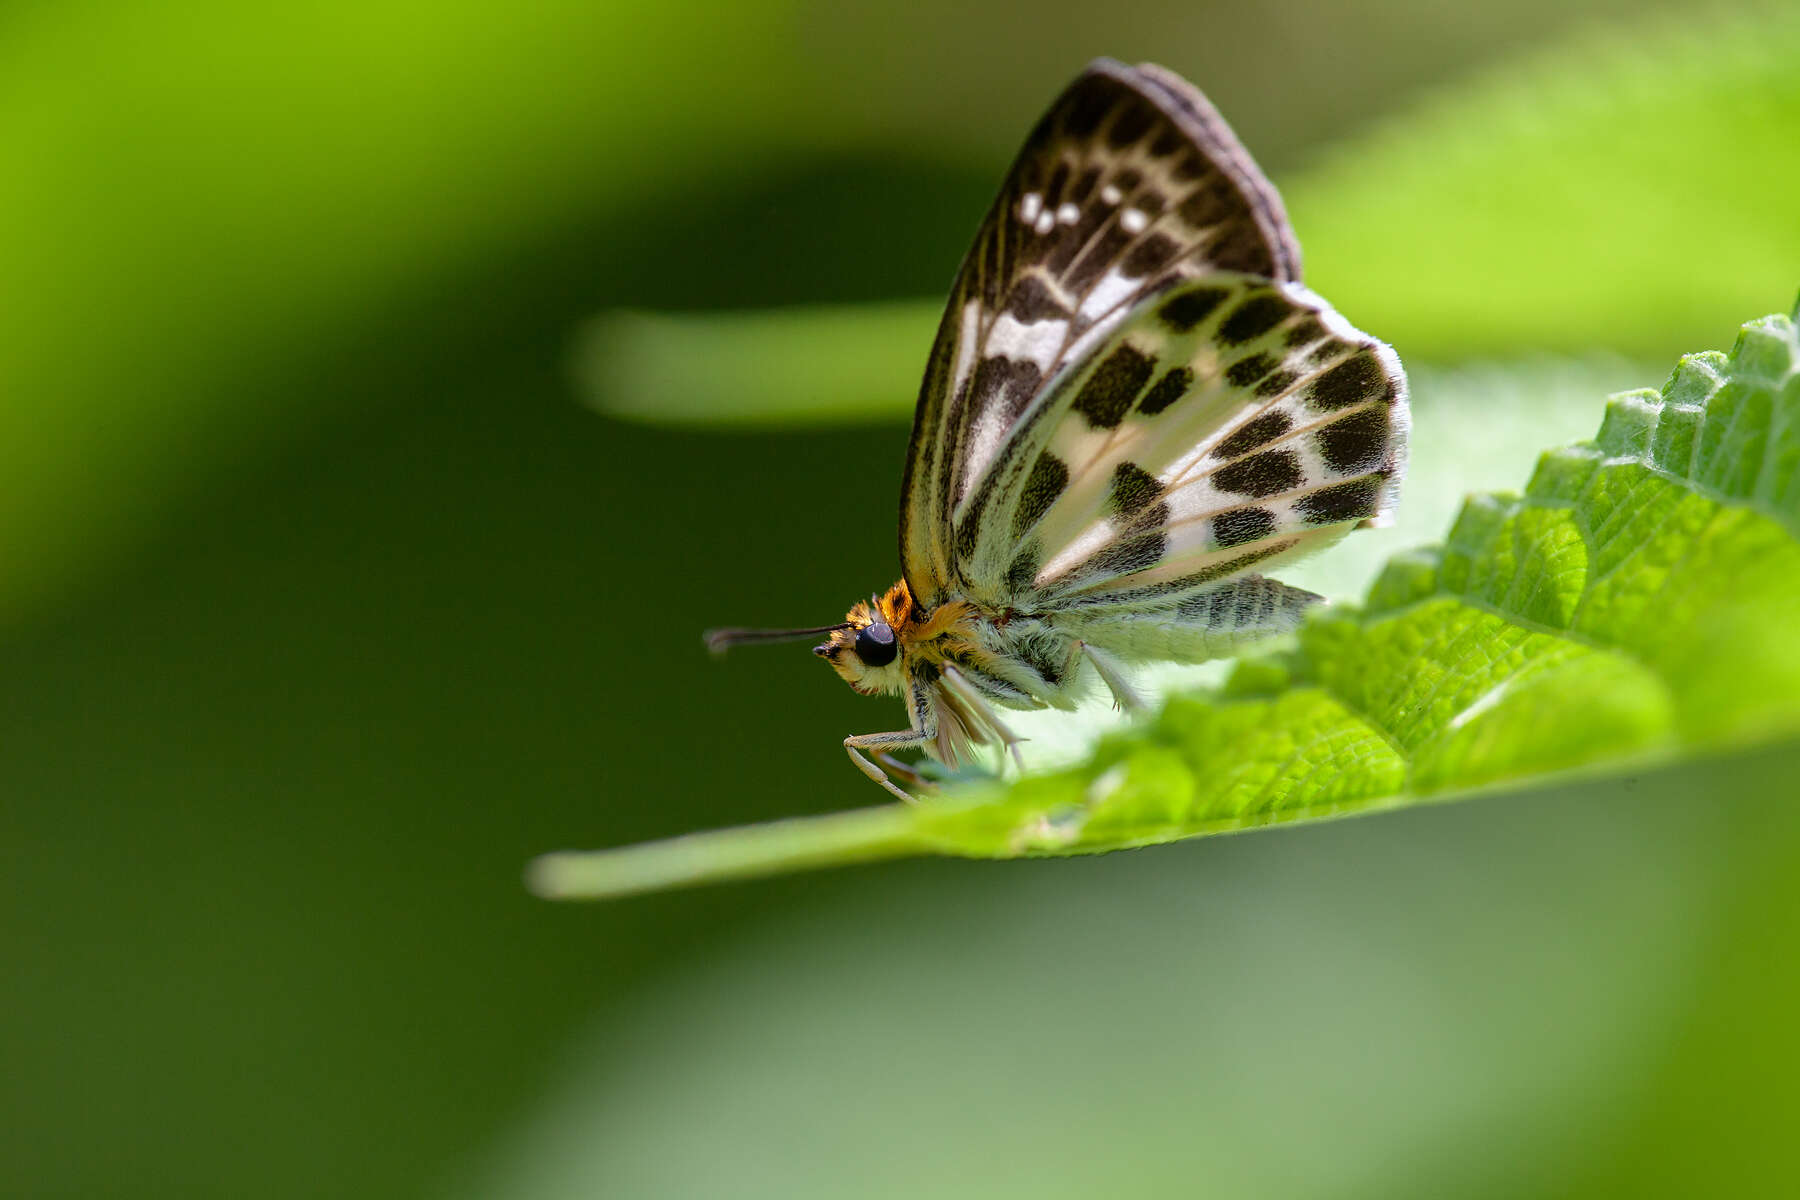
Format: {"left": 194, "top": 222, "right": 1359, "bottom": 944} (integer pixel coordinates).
{"left": 1077, "top": 641, "right": 1148, "bottom": 712}
{"left": 939, "top": 665, "right": 1027, "bottom": 771}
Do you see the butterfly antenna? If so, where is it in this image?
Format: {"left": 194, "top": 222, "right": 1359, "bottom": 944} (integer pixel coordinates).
{"left": 704, "top": 623, "right": 852, "bottom": 657}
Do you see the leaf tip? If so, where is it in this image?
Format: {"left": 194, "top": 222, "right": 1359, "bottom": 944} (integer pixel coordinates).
{"left": 525, "top": 806, "right": 929, "bottom": 901}
{"left": 523, "top": 850, "right": 602, "bottom": 901}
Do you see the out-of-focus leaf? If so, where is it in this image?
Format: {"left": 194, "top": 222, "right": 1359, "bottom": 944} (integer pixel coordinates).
{"left": 581, "top": 9, "right": 1800, "bottom": 428}
{"left": 576, "top": 304, "right": 936, "bottom": 427}
{"left": 0, "top": 0, "right": 822, "bottom": 623}
{"left": 1291, "top": 6, "right": 1800, "bottom": 360}
{"left": 532, "top": 309, "right": 1800, "bottom": 899}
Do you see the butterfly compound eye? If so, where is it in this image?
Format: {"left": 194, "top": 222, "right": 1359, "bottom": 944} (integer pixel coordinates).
{"left": 854, "top": 622, "right": 898, "bottom": 667}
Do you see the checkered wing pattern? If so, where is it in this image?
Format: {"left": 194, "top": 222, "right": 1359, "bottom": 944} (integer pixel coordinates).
{"left": 897, "top": 59, "right": 1406, "bottom": 618}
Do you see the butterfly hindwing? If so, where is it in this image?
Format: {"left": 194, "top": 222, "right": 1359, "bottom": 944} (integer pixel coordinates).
{"left": 899, "top": 58, "right": 1306, "bottom": 611}
{"left": 973, "top": 275, "right": 1409, "bottom": 613}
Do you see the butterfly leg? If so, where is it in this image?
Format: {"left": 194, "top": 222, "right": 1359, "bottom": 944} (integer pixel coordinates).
{"left": 844, "top": 729, "right": 932, "bottom": 803}
{"left": 939, "top": 664, "right": 1027, "bottom": 771}
{"left": 1076, "top": 641, "right": 1148, "bottom": 712}
{"left": 874, "top": 753, "right": 938, "bottom": 793}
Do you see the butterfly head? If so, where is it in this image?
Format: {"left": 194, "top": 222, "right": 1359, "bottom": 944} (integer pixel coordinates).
{"left": 814, "top": 591, "right": 908, "bottom": 696}
{"left": 705, "top": 579, "right": 968, "bottom": 697}
{"left": 700, "top": 582, "right": 909, "bottom": 695}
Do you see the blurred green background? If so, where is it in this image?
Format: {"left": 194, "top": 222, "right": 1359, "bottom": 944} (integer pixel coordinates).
{"left": 5, "top": 2, "right": 1799, "bottom": 1197}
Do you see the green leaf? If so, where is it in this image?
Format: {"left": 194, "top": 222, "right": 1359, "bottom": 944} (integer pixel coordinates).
{"left": 531, "top": 310, "right": 1800, "bottom": 900}
{"left": 1290, "top": 6, "right": 1800, "bottom": 363}
{"left": 0, "top": 0, "right": 824, "bottom": 624}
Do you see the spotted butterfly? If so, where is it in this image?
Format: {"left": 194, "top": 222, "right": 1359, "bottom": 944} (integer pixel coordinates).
{"left": 708, "top": 59, "right": 1409, "bottom": 800}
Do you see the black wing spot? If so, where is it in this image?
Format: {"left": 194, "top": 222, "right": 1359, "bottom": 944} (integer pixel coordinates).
{"left": 1108, "top": 461, "right": 1163, "bottom": 518}
{"left": 1006, "top": 275, "right": 1071, "bottom": 323}
{"left": 1066, "top": 224, "right": 1138, "bottom": 293}
{"left": 1138, "top": 366, "right": 1193, "bottom": 416}
{"left": 1315, "top": 407, "right": 1391, "bottom": 473}
{"left": 1213, "top": 449, "right": 1303, "bottom": 498}
{"left": 969, "top": 356, "right": 1012, "bottom": 417}
{"left": 1085, "top": 530, "right": 1167, "bottom": 578}
{"left": 1213, "top": 506, "right": 1277, "bottom": 548}
{"left": 997, "top": 360, "right": 1043, "bottom": 425}
{"left": 1159, "top": 287, "right": 1230, "bottom": 332}
{"left": 1013, "top": 453, "right": 1070, "bottom": 537}
{"left": 1254, "top": 368, "right": 1300, "bottom": 398}
{"left": 1213, "top": 411, "right": 1292, "bottom": 458}
{"left": 1129, "top": 500, "right": 1172, "bottom": 534}
{"left": 1207, "top": 216, "right": 1281, "bottom": 276}
{"left": 1072, "top": 344, "right": 1155, "bottom": 429}
{"left": 1062, "top": 83, "right": 1114, "bottom": 137}
{"left": 1190, "top": 539, "right": 1296, "bottom": 584}
{"left": 1177, "top": 179, "right": 1230, "bottom": 226}
{"left": 1225, "top": 352, "right": 1279, "bottom": 389}
{"left": 1122, "top": 232, "right": 1178, "bottom": 279}
{"left": 1283, "top": 316, "right": 1327, "bottom": 347}
{"left": 1107, "top": 97, "right": 1156, "bottom": 147}
{"left": 1005, "top": 544, "right": 1042, "bottom": 594}
{"left": 1169, "top": 148, "right": 1207, "bottom": 182}
{"left": 955, "top": 471, "right": 1000, "bottom": 561}
{"left": 1296, "top": 476, "right": 1383, "bottom": 524}
{"left": 1217, "top": 293, "right": 1293, "bottom": 345}
{"left": 1069, "top": 167, "right": 1100, "bottom": 204}
{"left": 1308, "top": 351, "right": 1389, "bottom": 411}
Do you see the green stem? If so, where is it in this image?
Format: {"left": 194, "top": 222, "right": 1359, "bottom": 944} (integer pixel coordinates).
{"left": 526, "top": 804, "right": 927, "bottom": 900}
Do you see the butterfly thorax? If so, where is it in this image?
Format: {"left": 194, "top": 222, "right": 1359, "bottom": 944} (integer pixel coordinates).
{"left": 814, "top": 579, "right": 985, "bottom": 697}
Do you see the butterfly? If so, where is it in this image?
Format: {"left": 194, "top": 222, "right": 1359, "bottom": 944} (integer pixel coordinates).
{"left": 707, "top": 59, "right": 1409, "bottom": 801}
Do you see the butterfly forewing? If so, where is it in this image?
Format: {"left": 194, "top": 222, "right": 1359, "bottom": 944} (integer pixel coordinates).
{"left": 899, "top": 58, "right": 1308, "bottom": 611}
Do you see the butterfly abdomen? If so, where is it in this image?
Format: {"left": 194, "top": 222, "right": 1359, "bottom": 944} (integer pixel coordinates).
{"left": 1049, "top": 574, "right": 1319, "bottom": 664}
